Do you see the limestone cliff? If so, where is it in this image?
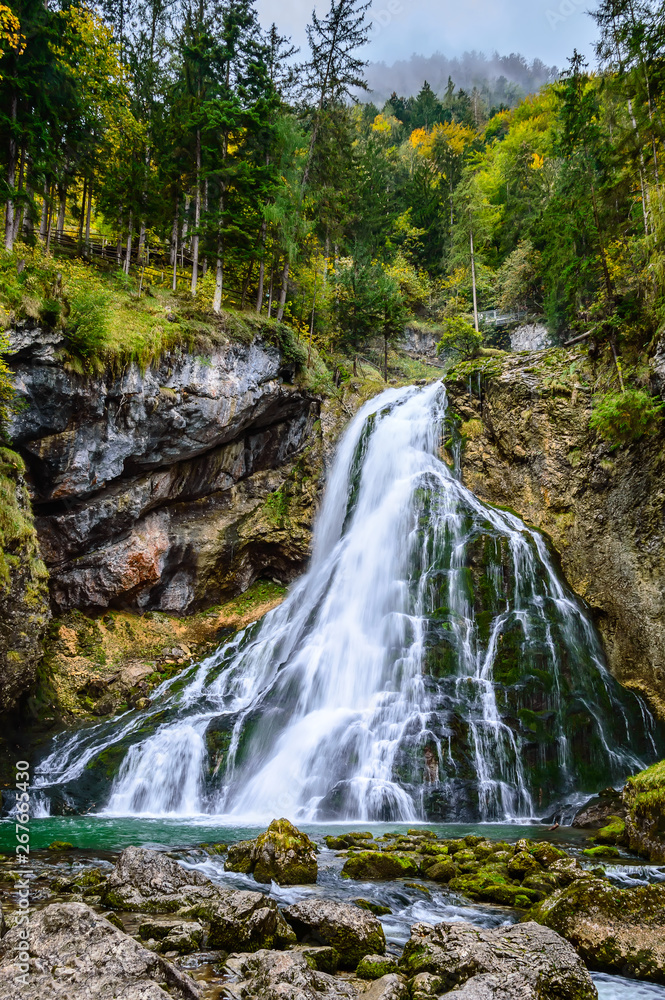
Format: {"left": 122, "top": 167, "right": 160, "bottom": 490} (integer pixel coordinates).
{"left": 0, "top": 448, "right": 50, "bottom": 712}
{"left": 445, "top": 348, "right": 665, "bottom": 718}
{"left": 8, "top": 323, "right": 326, "bottom": 614}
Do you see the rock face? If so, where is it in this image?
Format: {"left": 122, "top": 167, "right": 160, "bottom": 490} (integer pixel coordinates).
{"left": 100, "top": 846, "right": 295, "bottom": 952}
{"left": 0, "top": 448, "right": 50, "bottom": 713}
{"left": 8, "top": 325, "right": 322, "bottom": 614}
{"left": 224, "top": 949, "right": 357, "bottom": 1000}
{"left": 282, "top": 898, "right": 386, "bottom": 970}
{"left": 530, "top": 876, "right": 665, "bottom": 982}
{"left": 224, "top": 818, "right": 318, "bottom": 885}
{"left": 0, "top": 901, "right": 200, "bottom": 999}
{"left": 621, "top": 758, "right": 665, "bottom": 861}
{"left": 446, "top": 348, "right": 665, "bottom": 716}
{"left": 399, "top": 919, "right": 596, "bottom": 999}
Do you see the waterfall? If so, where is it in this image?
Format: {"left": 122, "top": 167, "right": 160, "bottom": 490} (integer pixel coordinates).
{"left": 34, "top": 382, "right": 659, "bottom": 822}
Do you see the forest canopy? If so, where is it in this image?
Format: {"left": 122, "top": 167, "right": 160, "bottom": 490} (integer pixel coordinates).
{"left": 0, "top": 0, "right": 664, "bottom": 367}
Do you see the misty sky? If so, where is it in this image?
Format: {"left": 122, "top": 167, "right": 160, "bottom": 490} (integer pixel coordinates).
{"left": 256, "top": 0, "right": 598, "bottom": 75}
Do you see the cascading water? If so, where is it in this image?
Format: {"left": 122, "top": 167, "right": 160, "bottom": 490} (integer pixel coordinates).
{"left": 33, "top": 382, "right": 660, "bottom": 822}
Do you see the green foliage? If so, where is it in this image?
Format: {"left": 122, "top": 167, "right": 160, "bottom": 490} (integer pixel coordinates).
{"left": 589, "top": 388, "right": 663, "bottom": 448}
{"left": 436, "top": 316, "right": 483, "bottom": 359}
{"left": 65, "top": 287, "right": 111, "bottom": 361}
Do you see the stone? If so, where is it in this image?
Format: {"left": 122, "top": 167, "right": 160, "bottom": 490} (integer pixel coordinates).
{"left": 400, "top": 920, "right": 596, "bottom": 999}
{"left": 527, "top": 842, "right": 567, "bottom": 867}
{"left": 352, "top": 899, "right": 392, "bottom": 916}
{"left": 100, "top": 846, "right": 294, "bottom": 952}
{"left": 507, "top": 851, "right": 542, "bottom": 879}
{"left": 440, "top": 972, "right": 538, "bottom": 999}
{"left": 294, "top": 944, "right": 340, "bottom": 973}
{"left": 0, "top": 901, "right": 200, "bottom": 999}
{"left": 423, "top": 859, "right": 458, "bottom": 883}
{"left": 223, "top": 949, "right": 356, "bottom": 999}
{"left": 547, "top": 858, "right": 589, "bottom": 887}
{"left": 341, "top": 851, "right": 420, "bottom": 880}
{"left": 411, "top": 971, "right": 444, "bottom": 999}
{"left": 362, "top": 974, "right": 409, "bottom": 1000}
{"left": 224, "top": 818, "right": 318, "bottom": 885}
{"left": 622, "top": 758, "right": 665, "bottom": 862}
{"left": 138, "top": 917, "right": 205, "bottom": 954}
{"left": 356, "top": 954, "right": 399, "bottom": 979}
{"left": 530, "top": 876, "right": 665, "bottom": 982}
{"left": 282, "top": 898, "right": 385, "bottom": 969}
{"left": 8, "top": 327, "right": 324, "bottom": 615}
{"left": 448, "top": 868, "right": 538, "bottom": 907}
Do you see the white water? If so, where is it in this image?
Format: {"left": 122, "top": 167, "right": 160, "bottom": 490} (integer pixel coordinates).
{"left": 34, "top": 382, "right": 655, "bottom": 822}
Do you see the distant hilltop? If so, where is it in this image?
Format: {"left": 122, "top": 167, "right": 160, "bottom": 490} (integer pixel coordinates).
{"left": 363, "top": 50, "right": 559, "bottom": 105}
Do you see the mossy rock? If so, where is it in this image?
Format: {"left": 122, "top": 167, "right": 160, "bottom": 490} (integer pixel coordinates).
{"left": 356, "top": 954, "right": 399, "bottom": 980}
{"left": 225, "top": 839, "right": 255, "bottom": 874}
{"left": 423, "top": 859, "right": 458, "bottom": 883}
{"left": 528, "top": 842, "right": 567, "bottom": 867}
{"left": 521, "top": 872, "right": 558, "bottom": 898}
{"left": 352, "top": 898, "right": 392, "bottom": 916}
{"left": 623, "top": 759, "right": 665, "bottom": 862}
{"left": 252, "top": 818, "right": 318, "bottom": 885}
{"left": 47, "top": 841, "right": 75, "bottom": 851}
{"left": 583, "top": 845, "right": 620, "bottom": 858}
{"left": 341, "top": 851, "right": 420, "bottom": 880}
{"left": 299, "top": 945, "right": 340, "bottom": 973}
{"left": 594, "top": 816, "right": 627, "bottom": 846}
{"left": 407, "top": 828, "right": 437, "bottom": 840}
{"left": 449, "top": 868, "right": 540, "bottom": 907}
{"left": 529, "top": 877, "right": 665, "bottom": 981}
{"left": 507, "top": 850, "right": 543, "bottom": 880}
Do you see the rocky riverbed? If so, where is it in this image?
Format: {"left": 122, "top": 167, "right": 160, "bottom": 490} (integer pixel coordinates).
{"left": 2, "top": 821, "right": 665, "bottom": 999}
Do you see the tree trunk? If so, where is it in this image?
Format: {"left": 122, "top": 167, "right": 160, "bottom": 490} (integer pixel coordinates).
{"left": 469, "top": 227, "right": 479, "bottom": 332}
{"left": 12, "top": 144, "right": 25, "bottom": 244}
{"left": 267, "top": 266, "right": 274, "bottom": 318}
{"left": 255, "top": 220, "right": 268, "bottom": 312}
{"left": 56, "top": 182, "right": 67, "bottom": 237}
{"left": 277, "top": 261, "right": 289, "bottom": 321}
{"left": 124, "top": 210, "right": 133, "bottom": 274}
{"left": 77, "top": 176, "right": 87, "bottom": 249}
{"left": 5, "top": 93, "right": 18, "bottom": 251}
{"left": 212, "top": 192, "right": 225, "bottom": 314}
{"left": 85, "top": 178, "right": 93, "bottom": 253}
{"left": 181, "top": 194, "right": 191, "bottom": 268}
{"left": 39, "top": 179, "right": 49, "bottom": 240}
{"left": 191, "top": 129, "right": 201, "bottom": 297}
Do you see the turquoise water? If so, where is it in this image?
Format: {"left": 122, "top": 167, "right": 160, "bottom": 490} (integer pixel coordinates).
{"left": 0, "top": 817, "right": 591, "bottom": 853}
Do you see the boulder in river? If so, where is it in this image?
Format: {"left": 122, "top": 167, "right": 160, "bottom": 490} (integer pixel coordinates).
{"left": 224, "top": 948, "right": 356, "bottom": 999}
{"left": 224, "top": 818, "right": 318, "bottom": 885}
{"left": 0, "top": 901, "right": 200, "bottom": 999}
{"left": 530, "top": 876, "right": 665, "bottom": 982}
{"left": 399, "top": 919, "right": 596, "bottom": 999}
{"left": 100, "top": 845, "right": 294, "bottom": 951}
{"left": 282, "top": 898, "right": 386, "bottom": 970}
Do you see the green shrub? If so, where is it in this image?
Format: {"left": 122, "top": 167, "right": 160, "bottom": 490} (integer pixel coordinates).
{"left": 589, "top": 387, "right": 663, "bottom": 448}
{"left": 65, "top": 287, "right": 110, "bottom": 359}
{"left": 39, "top": 298, "right": 62, "bottom": 327}
{"left": 436, "top": 317, "right": 483, "bottom": 360}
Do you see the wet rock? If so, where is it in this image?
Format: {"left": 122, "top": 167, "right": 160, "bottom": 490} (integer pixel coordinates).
{"left": 294, "top": 944, "right": 340, "bottom": 973}
{"left": 547, "top": 858, "right": 589, "bottom": 887}
{"left": 506, "top": 851, "right": 542, "bottom": 879}
{"left": 356, "top": 954, "right": 399, "bottom": 979}
{"left": 527, "top": 842, "right": 567, "bottom": 867}
{"left": 622, "top": 758, "right": 665, "bottom": 862}
{"left": 448, "top": 868, "right": 538, "bottom": 907}
{"left": 572, "top": 790, "right": 625, "bottom": 829}
{"left": 0, "top": 901, "right": 200, "bottom": 999}
{"left": 440, "top": 972, "right": 538, "bottom": 998}
{"left": 400, "top": 920, "right": 596, "bottom": 999}
{"left": 352, "top": 899, "right": 392, "bottom": 916}
{"left": 138, "top": 917, "right": 205, "bottom": 954}
{"left": 530, "top": 876, "right": 665, "bottom": 982}
{"left": 224, "top": 818, "right": 317, "bottom": 885}
{"left": 100, "top": 846, "right": 294, "bottom": 952}
{"left": 423, "top": 859, "right": 458, "bottom": 883}
{"left": 282, "top": 898, "right": 385, "bottom": 970}
{"left": 223, "top": 948, "right": 356, "bottom": 999}
{"left": 341, "top": 851, "right": 420, "bottom": 880}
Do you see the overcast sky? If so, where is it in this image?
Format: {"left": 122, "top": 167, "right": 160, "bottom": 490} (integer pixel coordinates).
{"left": 255, "top": 0, "right": 598, "bottom": 75}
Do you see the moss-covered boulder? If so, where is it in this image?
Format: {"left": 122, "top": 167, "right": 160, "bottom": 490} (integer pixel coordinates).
{"left": 356, "top": 954, "right": 399, "bottom": 980}
{"left": 341, "top": 851, "right": 419, "bottom": 880}
{"left": 282, "top": 898, "right": 385, "bottom": 970}
{"left": 547, "top": 858, "right": 589, "bottom": 887}
{"left": 399, "top": 919, "right": 596, "bottom": 998}
{"left": 582, "top": 845, "right": 620, "bottom": 858}
{"left": 448, "top": 869, "right": 539, "bottom": 908}
{"left": 423, "top": 859, "right": 458, "bottom": 883}
{"left": 353, "top": 898, "right": 392, "bottom": 916}
{"left": 529, "top": 877, "right": 665, "bottom": 982}
{"left": 528, "top": 842, "right": 567, "bottom": 867}
{"left": 224, "top": 818, "right": 317, "bottom": 885}
{"left": 507, "top": 850, "right": 542, "bottom": 880}
{"left": 594, "top": 816, "right": 627, "bottom": 845}
{"left": 622, "top": 758, "right": 665, "bottom": 862}
{"left": 324, "top": 831, "right": 374, "bottom": 850}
